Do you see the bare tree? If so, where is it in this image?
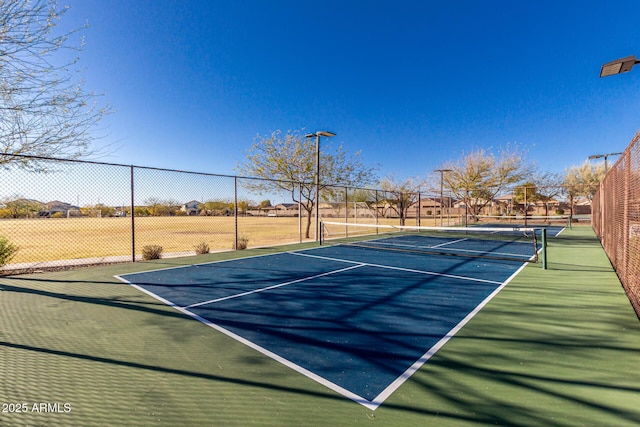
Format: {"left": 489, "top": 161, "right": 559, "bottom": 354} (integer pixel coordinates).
{"left": 236, "top": 130, "right": 377, "bottom": 238}
{"left": 438, "top": 146, "right": 534, "bottom": 221}
{"left": 378, "top": 176, "right": 424, "bottom": 226}
{"left": 0, "top": 0, "right": 111, "bottom": 169}
{"left": 532, "top": 171, "right": 565, "bottom": 216}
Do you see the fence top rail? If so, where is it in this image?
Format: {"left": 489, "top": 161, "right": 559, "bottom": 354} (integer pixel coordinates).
{"left": 1, "top": 153, "right": 403, "bottom": 193}
{"left": 1, "top": 152, "right": 305, "bottom": 187}
{"left": 1, "top": 152, "right": 599, "bottom": 199}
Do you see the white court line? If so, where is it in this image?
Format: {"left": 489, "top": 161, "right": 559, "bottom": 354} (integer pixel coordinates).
{"left": 342, "top": 238, "right": 533, "bottom": 260}
{"left": 426, "top": 238, "right": 533, "bottom": 258}
{"left": 115, "top": 274, "right": 378, "bottom": 408}
{"left": 116, "top": 246, "right": 530, "bottom": 411}
{"left": 290, "top": 251, "right": 503, "bottom": 285}
{"left": 430, "top": 238, "right": 468, "bottom": 248}
{"left": 373, "top": 236, "right": 469, "bottom": 250}
{"left": 368, "top": 261, "right": 529, "bottom": 408}
{"left": 359, "top": 237, "right": 467, "bottom": 250}
{"left": 184, "top": 263, "right": 366, "bottom": 309}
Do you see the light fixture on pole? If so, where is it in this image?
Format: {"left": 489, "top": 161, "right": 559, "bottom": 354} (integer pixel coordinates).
{"left": 304, "top": 130, "right": 336, "bottom": 241}
{"left": 434, "top": 169, "right": 452, "bottom": 227}
{"left": 600, "top": 55, "right": 640, "bottom": 77}
{"left": 588, "top": 152, "right": 623, "bottom": 173}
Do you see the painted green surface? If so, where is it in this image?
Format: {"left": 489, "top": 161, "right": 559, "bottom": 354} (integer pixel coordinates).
{"left": 1, "top": 226, "right": 639, "bottom": 426}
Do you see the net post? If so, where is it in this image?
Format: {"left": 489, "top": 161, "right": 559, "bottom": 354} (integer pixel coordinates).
{"left": 319, "top": 221, "right": 323, "bottom": 245}
{"left": 543, "top": 228, "right": 548, "bottom": 269}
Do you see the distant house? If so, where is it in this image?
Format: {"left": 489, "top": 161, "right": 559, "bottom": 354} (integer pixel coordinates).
{"left": 573, "top": 197, "right": 592, "bottom": 215}
{"left": 371, "top": 200, "right": 399, "bottom": 218}
{"left": 407, "top": 197, "right": 456, "bottom": 218}
{"left": 265, "top": 203, "right": 299, "bottom": 217}
{"left": 180, "top": 200, "right": 200, "bottom": 216}
{"left": 276, "top": 203, "right": 298, "bottom": 211}
{"left": 495, "top": 194, "right": 514, "bottom": 214}
{"left": 412, "top": 197, "right": 440, "bottom": 217}
{"left": 275, "top": 203, "right": 299, "bottom": 216}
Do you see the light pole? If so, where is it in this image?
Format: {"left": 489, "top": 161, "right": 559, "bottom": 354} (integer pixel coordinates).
{"left": 588, "top": 152, "right": 623, "bottom": 173}
{"left": 434, "top": 169, "right": 452, "bottom": 226}
{"left": 305, "top": 130, "right": 336, "bottom": 241}
{"left": 600, "top": 55, "right": 640, "bottom": 77}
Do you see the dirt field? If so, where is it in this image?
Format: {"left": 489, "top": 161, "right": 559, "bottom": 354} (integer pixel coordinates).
{"left": 0, "top": 215, "right": 430, "bottom": 264}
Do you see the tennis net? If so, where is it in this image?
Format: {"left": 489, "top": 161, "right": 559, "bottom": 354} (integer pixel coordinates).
{"left": 473, "top": 215, "right": 570, "bottom": 229}
{"left": 320, "top": 221, "right": 547, "bottom": 264}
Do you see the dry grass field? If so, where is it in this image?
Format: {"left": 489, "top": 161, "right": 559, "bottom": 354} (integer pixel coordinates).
{"left": 0, "top": 215, "right": 437, "bottom": 265}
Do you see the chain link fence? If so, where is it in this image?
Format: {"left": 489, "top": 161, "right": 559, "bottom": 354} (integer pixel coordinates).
{"left": 592, "top": 130, "right": 640, "bottom": 318}
{"left": 1, "top": 153, "right": 584, "bottom": 273}
{"left": 1, "top": 155, "right": 438, "bottom": 271}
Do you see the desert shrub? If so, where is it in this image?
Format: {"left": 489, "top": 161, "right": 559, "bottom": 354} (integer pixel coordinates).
{"left": 0, "top": 235, "right": 18, "bottom": 267}
{"left": 194, "top": 242, "right": 210, "bottom": 255}
{"left": 555, "top": 209, "right": 565, "bottom": 215}
{"left": 234, "top": 235, "right": 249, "bottom": 250}
{"left": 134, "top": 207, "right": 150, "bottom": 216}
{"left": 142, "top": 245, "right": 163, "bottom": 260}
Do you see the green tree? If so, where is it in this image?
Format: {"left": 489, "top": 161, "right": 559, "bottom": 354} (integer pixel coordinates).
{"left": 144, "top": 198, "right": 179, "bottom": 216}
{"left": 237, "top": 130, "right": 377, "bottom": 238}
{"left": 564, "top": 161, "right": 606, "bottom": 200}
{"left": 513, "top": 182, "right": 540, "bottom": 215}
{"left": 0, "top": 234, "right": 18, "bottom": 267}
{"left": 1, "top": 196, "right": 42, "bottom": 218}
{"left": 564, "top": 161, "right": 606, "bottom": 218}
{"left": 81, "top": 204, "right": 115, "bottom": 218}
{"left": 0, "top": 0, "right": 111, "bottom": 168}
{"left": 134, "top": 206, "right": 150, "bottom": 216}
{"left": 202, "top": 200, "right": 232, "bottom": 215}
{"left": 236, "top": 200, "right": 250, "bottom": 215}
{"left": 348, "top": 188, "right": 376, "bottom": 203}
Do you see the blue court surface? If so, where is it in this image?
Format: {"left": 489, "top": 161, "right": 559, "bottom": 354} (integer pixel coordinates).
{"left": 116, "top": 233, "right": 543, "bottom": 409}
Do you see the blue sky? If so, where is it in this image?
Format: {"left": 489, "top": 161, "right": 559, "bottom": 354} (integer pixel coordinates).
{"left": 64, "top": 0, "right": 640, "bottom": 181}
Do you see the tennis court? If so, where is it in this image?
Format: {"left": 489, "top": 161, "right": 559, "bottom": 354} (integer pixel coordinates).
{"left": 2, "top": 225, "right": 640, "bottom": 426}
{"left": 116, "top": 225, "right": 546, "bottom": 409}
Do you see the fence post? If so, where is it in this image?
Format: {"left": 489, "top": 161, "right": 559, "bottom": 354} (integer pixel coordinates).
{"left": 130, "top": 165, "right": 136, "bottom": 262}
{"left": 344, "top": 187, "right": 348, "bottom": 237}
{"left": 375, "top": 190, "right": 379, "bottom": 231}
{"left": 298, "top": 182, "right": 302, "bottom": 243}
{"left": 541, "top": 228, "right": 547, "bottom": 270}
{"left": 234, "top": 176, "right": 238, "bottom": 250}
{"left": 623, "top": 151, "right": 630, "bottom": 282}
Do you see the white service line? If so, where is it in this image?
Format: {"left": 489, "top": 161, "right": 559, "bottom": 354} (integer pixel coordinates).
{"left": 430, "top": 238, "right": 468, "bottom": 248}
{"left": 184, "top": 263, "right": 366, "bottom": 309}
{"left": 290, "top": 251, "right": 503, "bottom": 285}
